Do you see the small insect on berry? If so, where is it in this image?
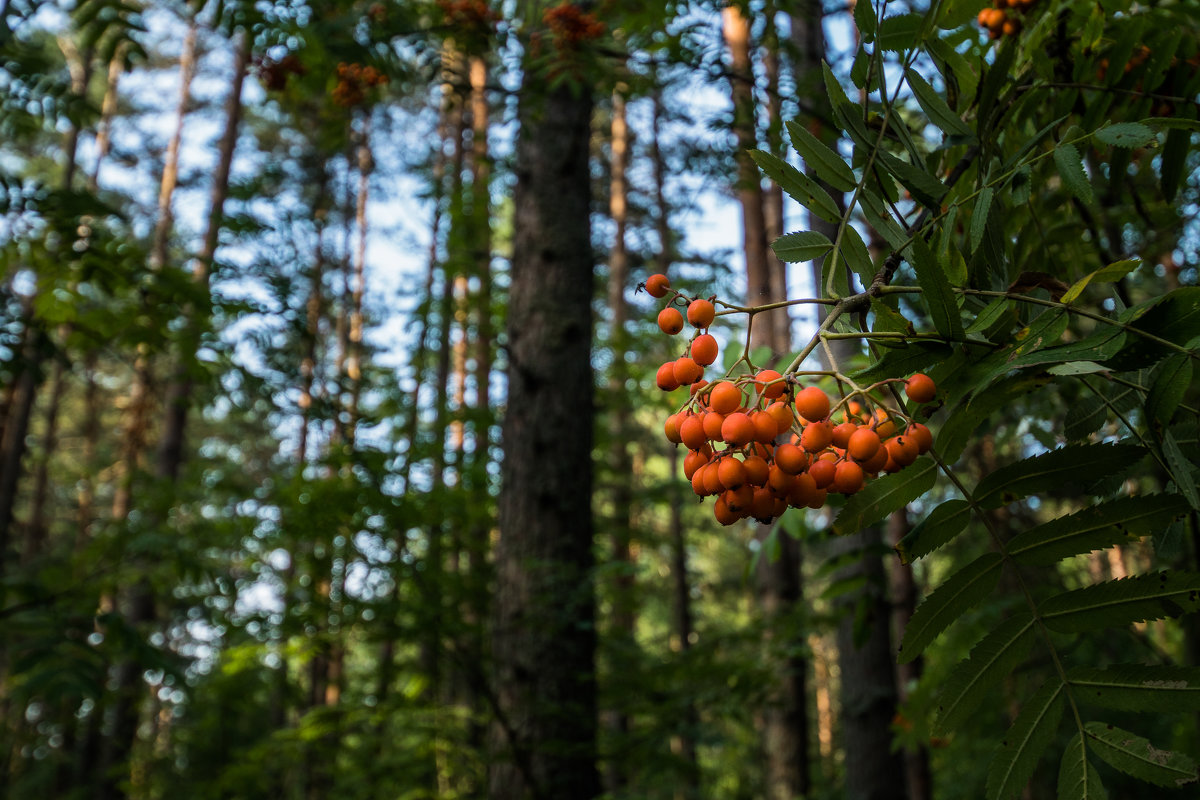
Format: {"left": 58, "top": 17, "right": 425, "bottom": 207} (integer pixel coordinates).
{"left": 645, "top": 273, "right": 670, "bottom": 298}
{"left": 658, "top": 307, "right": 685, "bottom": 335}
{"left": 905, "top": 373, "right": 937, "bottom": 404}
{"left": 687, "top": 298, "right": 716, "bottom": 329}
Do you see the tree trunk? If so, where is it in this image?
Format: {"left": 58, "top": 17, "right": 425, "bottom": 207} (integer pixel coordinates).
{"left": 488, "top": 59, "right": 598, "bottom": 800}
{"left": 888, "top": 510, "right": 932, "bottom": 800}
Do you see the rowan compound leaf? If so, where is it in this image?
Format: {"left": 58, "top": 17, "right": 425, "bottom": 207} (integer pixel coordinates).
{"left": 841, "top": 224, "right": 875, "bottom": 289}
{"left": 1084, "top": 722, "right": 1199, "bottom": 788}
{"left": 937, "top": 374, "right": 1050, "bottom": 463}
{"left": 986, "top": 677, "right": 1066, "bottom": 800}
{"left": 906, "top": 69, "right": 973, "bottom": 139}
{"left": 1161, "top": 127, "right": 1189, "bottom": 202}
{"left": 835, "top": 457, "right": 936, "bottom": 537}
{"left": 749, "top": 150, "right": 841, "bottom": 223}
{"left": 973, "top": 443, "right": 1141, "bottom": 509}
{"left": 910, "top": 237, "right": 964, "bottom": 341}
{"left": 1060, "top": 259, "right": 1141, "bottom": 304}
{"left": 877, "top": 148, "right": 948, "bottom": 210}
{"left": 900, "top": 552, "right": 1002, "bottom": 664}
{"left": 877, "top": 12, "right": 924, "bottom": 52}
{"left": 935, "top": 614, "right": 1038, "bottom": 736}
{"left": 1008, "top": 495, "right": 1191, "bottom": 566}
{"left": 897, "top": 499, "right": 971, "bottom": 563}
{"left": 970, "top": 186, "right": 993, "bottom": 253}
{"left": 1039, "top": 571, "right": 1200, "bottom": 633}
{"left": 1054, "top": 141, "right": 1095, "bottom": 204}
{"left": 1146, "top": 353, "right": 1193, "bottom": 429}
{"left": 1095, "top": 122, "right": 1155, "bottom": 148}
{"left": 1058, "top": 733, "right": 1108, "bottom": 800}
{"left": 1162, "top": 429, "right": 1200, "bottom": 510}
{"left": 772, "top": 230, "right": 833, "bottom": 263}
{"left": 853, "top": 0, "right": 877, "bottom": 41}
{"left": 786, "top": 120, "right": 856, "bottom": 193}
{"left": 1069, "top": 665, "right": 1200, "bottom": 713}
{"left": 854, "top": 341, "right": 953, "bottom": 385}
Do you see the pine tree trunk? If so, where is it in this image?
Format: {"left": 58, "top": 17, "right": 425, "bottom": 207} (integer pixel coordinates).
{"left": 888, "top": 510, "right": 932, "bottom": 800}
{"left": 488, "top": 61, "right": 598, "bottom": 800}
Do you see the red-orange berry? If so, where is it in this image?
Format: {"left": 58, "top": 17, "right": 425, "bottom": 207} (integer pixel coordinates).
{"left": 787, "top": 472, "right": 819, "bottom": 508}
{"left": 796, "top": 386, "right": 831, "bottom": 423}
{"left": 743, "top": 455, "right": 769, "bottom": 486}
{"left": 713, "top": 494, "right": 738, "bottom": 525}
{"left": 687, "top": 298, "right": 715, "bottom": 328}
{"left": 680, "top": 415, "right": 708, "bottom": 450}
{"left": 709, "top": 381, "right": 742, "bottom": 415}
{"left": 847, "top": 428, "right": 882, "bottom": 462}
{"left": 645, "top": 273, "right": 670, "bottom": 298}
{"left": 672, "top": 357, "right": 703, "bottom": 386}
{"left": 718, "top": 457, "right": 747, "bottom": 490}
{"left": 808, "top": 458, "right": 835, "bottom": 489}
{"left": 722, "top": 412, "right": 755, "bottom": 446}
{"left": 755, "top": 369, "right": 784, "bottom": 399}
{"left": 765, "top": 401, "right": 793, "bottom": 434}
{"left": 833, "top": 461, "right": 865, "bottom": 494}
{"left": 702, "top": 411, "right": 726, "bottom": 442}
{"left": 690, "top": 333, "right": 719, "bottom": 366}
{"left": 861, "top": 442, "right": 889, "bottom": 474}
{"left": 691, "top": 463, "right": 709, "bottom": 496}
{"left": 905, "top": 373, "right": 937, "bottom": 404}
{"left": 768, "top": 463, "right": 797, "bottom": 494}
{"left": 889, "top": 434, "right": 921, "bottom": 467}
{"left": 800, "top": 420, "right": 833, "bottom": 452}
{"left": 750, "top": 411, "right": 778, "bottom": 443}
{"left": 664, "top": 413, "right": 683, "bottom": 444}
{"left": 656, "top": 362, "right": 680, "bottom": 391}
{"left": 683, "top": 449, "right": 709, "bottom": 480}
{"left": 774, "top": 442, "right": 808, "bottom": 475}
{"left": 703, "top": 462, "right": 725, "bottom": 495}
{"left": 832, "top": 421, "right": 857, "bottom": 449}
{"left": 658, "top": 307, "right": 685, "bottom": 335}
{"left": 908, "top": 422, "right": 933, "bottom": 454}
{"left": 724, "top": 485, "right": 753, "bottom": 515}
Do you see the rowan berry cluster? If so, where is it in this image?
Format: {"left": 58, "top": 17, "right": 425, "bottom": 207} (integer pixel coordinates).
{"left": 332, "top": 62, "right": 388, "bottom": 108}
{"left": 976, "top": 0, "right": 1036, "bottom": 38}
{"left": 644, "top": 272, "right": 937, "bottom": 528}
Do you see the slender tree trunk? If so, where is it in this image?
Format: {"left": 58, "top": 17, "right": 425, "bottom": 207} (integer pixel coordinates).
{"left": 761, "top": 1, "right": 789, "bottom": 348}
{"left": 488, "top": 59, "right": 598, "bottom": 800}
{"left": 0, "top": 303, "right": 41, "bottom": 571}
{"left": 889, "top": 510, "right": 932, "bottom": 800}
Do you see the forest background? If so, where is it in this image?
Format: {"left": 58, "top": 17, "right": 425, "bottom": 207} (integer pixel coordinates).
{"left": 2, "top": 0, "right": 1200, "bottom": 799}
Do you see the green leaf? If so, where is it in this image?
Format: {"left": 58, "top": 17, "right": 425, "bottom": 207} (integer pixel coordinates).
{"left": 857, "top": 185, "right": 910, "bottom": 250}
{"left": 936, "top": 375, "right": 1050, "bottom": 464}
{"left": 835, "top": 457, "right": 936, "bottom": 536}
{"left": 787, "top": 119, "right": 854, "bottom": 193}
{"left": 1163, "top": 429, "right": 1200, "bottom": 510}
{"left": 986, "top": 677, "right": 1066, "bottom": 800}
{"left": 900, "top": 552, "right": 1002, "bottom": 664}
{"left": 1009, "top": 495, "right": 1191, "bottom": 566}
{"left": 1070, "top": 665, "right": 1200, "bottom": 713}
{"left": 1143, "top": 117, "right": 1200, "bottom": 132}
{"left": 853, "top": 0, "right": 877, "bottom": 41}
{"left": 1160, "top": 127, "right": 1190, "bottom": 202}
{"left": 1060, "top": 259, "right": 1141, "bottom": 304}
{"left": 974, "top": 443, "right": 1141, "bottom": 509}
{"left": 841, "top": 224, "right": 875, "bottom": 290}
{"left": 877, "top": 148, "right": 948, "bottom": 210}
{"left": 1084, "top": 722, "right": 1199, "bottom": 788}
{"left": 906, "top": 69, "right": 973, "bottom": 139}
{"left": 1095, "top": 122, "right": 1155, "bottom": 149}
{"left": 877, "top": 12, "right": 924, "bottom": 52}
{"left": 969, "top": 186, "right": 993, "bottom": 254}
{"left": 1058, "top": 733, "right": 1108, "bottom": 800}
{"left": 1002, "top": 328, "right": 1126, "bottom": 375}
{"left": 772, "top": 230, "right": 833, "bottom": 263}
{"left": 1039, "top": 571, "right": 1200, "bottom": 633}
{"left": 935, "top": 613, "right": 1038, "bottom": 736}
{"left": 1047, "top": 361, "right": 1108, "bottom": 376}
{"left": 854, "top": 342, "right": 953, "bottom": 385}
{"left": 1146, "top": 353, "right": 1193, "bottom": 429}
{"left": 910, "top": 237, "right": 965, "bottom": 341}
{"left": 1054, "top": 141, "right": 1095, "bottom": 205}
{"left": 896, "top": 499, "right": 970, "bottom": 563}
{"left": 749, "top": 150, "right": 841, "bottom": 223}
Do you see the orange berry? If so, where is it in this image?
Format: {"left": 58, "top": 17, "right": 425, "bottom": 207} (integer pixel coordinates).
{"left": 690, "top": 378, "right": 709, "bottom": 397}
{"left": 690, "top": 333, "right": 719, "bottom": 366}
{"left": 709, "top": 381, "right": 742, "bottom": 414}
{"left": 833, "top": 461, "right": 865, "bottom": 494}
{"left": 718, "top": 456, "right": 748, "bottom": 490}
{"left": 713, "top": 495, "right": 739, "bottom": 525}
{"left": 800, "top": 421, "right": 833, "bottom": 453}
{"left": 872, "top": 408, "right": 897, "bottom": 439}
{"left": 796, "top": 386, "right": 831, "bottom": 422}
{"left": 832, "top": 421, "right": 858, "bottom": 449}
{"left": 847, "top": 428, "right": 882, "bottom": 462}
{"left": 905, "top": 373, "right": 937, "bottom": 404}
{"left": 703, "top": 462, "right": 725, "bottom": 495}
{"left": 750, "top": 411, "right": 778, "bottom": 443}
{"left": 808, "top": 458, "right": 835, "bottom": 489}
{"left": 724, "top": 485, "right": 753, "bottom": 515}
{"left": 807, "top": 488, "right": 828, "bottom": 509}
{"left": 787, "top": 472, "right": 819, "bottom": 508}
{"left": 861, "top": 442, "right": 889, "bottom": 474}
{"left": 721, "top": 412, "right": 755, "bottom": 446}
{"left": 645, "top": 273, "right": 670, "bottom": 297}
{"left": 743, "top": 454, "right": 769, "bottom": 486}
{"left": 683, "top": 449, "right": 709, "bottom": 480}
{"left": 687, "top": 298, "right": 715, "bottom": 328}
{"left": 672, "top": 357, "right": 703, "bottom": 386}
{"left": 664, "top": 413, "right": 683, "bottom": 444}
{"left": 889, "top": 434, "right": 921, "bottom": 467}
{"left": 768, "top": 463, "right": 797, "bottom": 494}
{"left": 680, "top": 415, "right": 708, "bottom": 450}
{"left": 658, "top": 307, "right": 684, "bottom": 335}
{"left": 755, "top": 369, "right": 784, "bottom": 399}
{"left": 765, "top": 401, "right": 794, "bottom": 434}
{"left": 774, "top": 442, "right": 808, "bottom": 475}
{"left": 751, "top": 486, "right": 777, "bottom": 520}
{"left": 703, "top": 411, "right": 726, "bottom": 441}
{"left": 691, "top": 463, "right": 709, "bottom": 496}
{"left": 908, "top": 423, "right": 933, "bottom": 454}
{"left": 656, "top": 362, "right": 680, "bottom": 391}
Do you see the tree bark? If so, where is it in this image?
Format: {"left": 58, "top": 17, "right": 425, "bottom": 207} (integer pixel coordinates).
{"left": 888, "top": 509, "right": 932, "bottom": 800}
{"left": 488, "top": 58, "right": 598, "bottom": 800}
